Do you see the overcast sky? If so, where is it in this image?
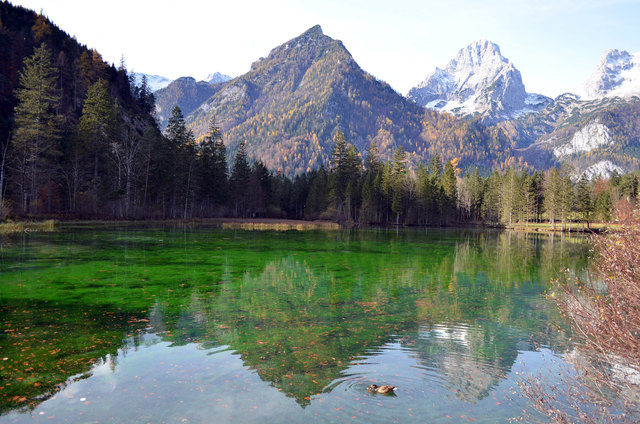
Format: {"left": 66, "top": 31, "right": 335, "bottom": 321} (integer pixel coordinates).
{"left": 10, "top": 0, "right": 640, "bottom": 97}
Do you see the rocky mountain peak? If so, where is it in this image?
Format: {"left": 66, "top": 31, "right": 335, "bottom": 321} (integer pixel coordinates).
{"left": 204, "top": 72, "right": 232, "bottom": 85}
{"left": 408, "top": 40, "right": 550, "bottom": 123}
{"left": 579, "top": 48, "right": 640, "bottom": 99}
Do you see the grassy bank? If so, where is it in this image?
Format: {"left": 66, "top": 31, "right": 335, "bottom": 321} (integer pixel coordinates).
{"left": 504, "top": 221, "right": 617, "bottom": 233}
{"left": 45, "top": 218, "right": 341, "bottom": 232}
{"left": 0, "top": 219, "right": 56, "bottom": 234}
{"left": 218, "top": 218, "right": 340, "bottom": 231}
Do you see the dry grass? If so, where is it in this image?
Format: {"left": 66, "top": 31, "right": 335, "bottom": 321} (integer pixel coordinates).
{"left": 0, "top": 219, "right": 56, "bottom": 234}
{"left": 219, "top": 219, "right": 339, "bottom": 231}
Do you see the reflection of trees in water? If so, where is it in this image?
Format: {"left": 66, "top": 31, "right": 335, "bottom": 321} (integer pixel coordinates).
{"left": 0, "top": 229, "right": 590, "bottom": 412}
{"left": 150, "top": 232, "right": 587, "bottom": 406}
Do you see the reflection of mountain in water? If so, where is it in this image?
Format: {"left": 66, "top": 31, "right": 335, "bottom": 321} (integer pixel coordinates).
{"left": 148, "top": 232, "right": 585, "bottom": 406}
{"left": 404, "top": 322, "right": 521, "bottom": 402}
{"left": 0, "top": 229, "right": 589, "bottom": 412}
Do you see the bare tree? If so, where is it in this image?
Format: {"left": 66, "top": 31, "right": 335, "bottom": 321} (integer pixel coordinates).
{"left": 520, "top": 206, "right": 640, "bottom": 423}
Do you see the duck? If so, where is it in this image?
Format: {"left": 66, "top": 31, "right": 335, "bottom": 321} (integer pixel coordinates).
{"left": 367, "top": 384, "right": 397, "bottom": 394}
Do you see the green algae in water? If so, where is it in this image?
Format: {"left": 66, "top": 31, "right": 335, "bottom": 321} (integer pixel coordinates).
{"left": 0, "top": 227, "right": 591, "bottom": 422}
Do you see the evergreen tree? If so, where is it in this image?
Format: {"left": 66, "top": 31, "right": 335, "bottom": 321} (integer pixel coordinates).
{"left": 305, "top": 166, "right": 328, "bottom": 219}
{"left": 230, "top": 142, "right": 251, "bottom": 217}
{"left": 77, "top": 79, "right": 117, "bottom": 213}
{"left": 344, "top": 145, "right": 362, "bottom": 221}
{"left": 391, "top": 146, "right": 408, "bottom": 225}
{"left": 442, "top": 160, "right": 458, "bottom": 223}
{"left": 165, "top": 106, "right": 196, "bottom": 218}
{"left": 360, "top": 142, "right": 383, "bottom": 224}
{"left": 328, "top": 129, "right": 349, "bottom": 215}
{"left": 11, "top": 43, "right": 62, "bottom": 213}
{"left": 574, "top": 176, "right": 594, "bottom": 228}
{"left": 467, "top": 167, "right": 485, "bottom": 222}
{"left": 197, "top": 117, "right": 227, "bottom": 215}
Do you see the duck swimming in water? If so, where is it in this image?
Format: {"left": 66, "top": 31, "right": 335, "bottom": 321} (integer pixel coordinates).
{"left": 367, "top": 384, "right": 397, "bottom": 394}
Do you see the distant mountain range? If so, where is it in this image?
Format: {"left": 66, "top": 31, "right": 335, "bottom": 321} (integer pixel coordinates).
{"left": 136, "top": 28, "right": 640, "bottom": 178}
{"left": 181, "top": 26, "right": 513, "bottom": 175}
{"left": 154, "top": 75, "right": 231, "bottom": 129}
{"left": 132, "top": 73, "right": 172, "bottom": 92}
{"left": 405, "top": 40, "right": 640, "bottom": 178}
{"left": 134, "top": 72, "right": 232, "bottom": 93}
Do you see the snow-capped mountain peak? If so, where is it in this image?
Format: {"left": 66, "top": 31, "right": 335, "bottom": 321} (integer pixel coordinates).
{"left": 204, "top": 72, "right": 232, "bottom": 85}
{"left": 132, "top": 73, "right": 172, "bottom": 92}
{"left": 408, "top": 40, "right": 550, "bottom": 123}
{"left": 578, "top": 49, "right": 640, "bottom": 99}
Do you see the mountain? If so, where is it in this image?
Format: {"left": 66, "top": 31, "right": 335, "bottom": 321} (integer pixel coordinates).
{"left": 185, "top": 26, "right": 513, "bottom": 175}
{"left": 578, "top": 49, "right": 640, "bottom": 100}
{"left": 204, "top": 72, "right": 232, "bottom": 84}
{"left": 154, "top": 76, "right": 228, "bottom": 129}
{"left": 495, "top": 47, "right": 640, "bottom": 178}
{"left": 408, "top": 40, "right": 551, "bottom": 124}
{"left": 132, "top": 73, "right": 172, "bottom": 92}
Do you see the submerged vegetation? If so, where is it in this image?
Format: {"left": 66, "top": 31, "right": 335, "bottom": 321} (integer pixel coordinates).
{"left": 0, "top": 227, "right": 589, "bottom": 417}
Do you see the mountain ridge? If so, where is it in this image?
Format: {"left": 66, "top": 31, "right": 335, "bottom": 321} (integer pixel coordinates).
{"left": 183, "top": 26, "right": 515, "bottom": 175}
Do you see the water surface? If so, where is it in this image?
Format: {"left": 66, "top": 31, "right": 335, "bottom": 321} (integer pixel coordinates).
{"left": 0, "top": 227, "right": 590, "bottom": 422}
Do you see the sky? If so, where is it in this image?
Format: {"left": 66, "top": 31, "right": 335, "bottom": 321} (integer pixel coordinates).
{"left": 9, "top": 0, "right": 640, "bottom": 98}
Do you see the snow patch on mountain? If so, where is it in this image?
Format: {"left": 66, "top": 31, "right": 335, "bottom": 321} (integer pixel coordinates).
{"left": 132, "top": 73, "right": 171, "bottom": 92}
{"left": 204, "top": 72, "right": 232, "bottom": 84}
{"left": 578, "top": 49, "right": 640, "bottom": 99}
{"left": 553, "top": 122, "right": 613, "bottom": 158}
{"left": 579, "top": 160, "right": 624, "bottom": 180}
{"left": 408, "top": 40, "right": 550, "bottom": 122}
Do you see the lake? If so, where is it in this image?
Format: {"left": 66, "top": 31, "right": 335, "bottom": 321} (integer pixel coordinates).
{"left": 0, "top": 226, "right": 591, "bottom": 423}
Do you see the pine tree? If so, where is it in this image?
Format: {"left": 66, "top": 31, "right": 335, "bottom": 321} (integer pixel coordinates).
{"left": 11, "top": 43, "right": 62, "bottom": 213}
{"left": 442, "top": 160, "right": 458, "bottom": 223}
{"left": 197, "top": 117, "right": 227, "bottom": 215}
{"left": 575, "top": 176, "right": 593, "bottom": 228}
{"left": 305, "top": 166, "right": 328, "bottom": 219}
{"left": 77, "top": 79, "right": 117, "bottom": 213}
{"left": 230, "top": 142, "right": 251, "bottom": 217}
{"left": 329, "top": 129, "right": 349, "bottom": 214}
{"left": 165, "top": 106, "right": 196, "bottom": 218}
{"left": 391, "top": 146, "right": 408, "bottom": 225}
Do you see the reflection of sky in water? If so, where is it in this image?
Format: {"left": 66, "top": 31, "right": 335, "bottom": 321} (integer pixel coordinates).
{"left": 0, "top": 228, "right": 590, "bottom": 423}
{"left": 1, "top": 332, "right": 556, "bottom": 424}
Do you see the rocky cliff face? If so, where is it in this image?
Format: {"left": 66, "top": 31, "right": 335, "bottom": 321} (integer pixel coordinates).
{"left": 408, "top": 40, "right": 550, "bottom": 123}
{"left": 578, "top": 49, "right": 640, "bottom": 99}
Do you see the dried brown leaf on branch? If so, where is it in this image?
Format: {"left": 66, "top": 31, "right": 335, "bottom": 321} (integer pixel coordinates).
{"left": 520, "top": 206, "right": 640, "bottom": 423}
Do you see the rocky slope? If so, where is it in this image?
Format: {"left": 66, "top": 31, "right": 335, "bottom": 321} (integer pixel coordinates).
{"left": 503, "top": 46, "right": 640, "bottom": 178}
{"left": 154, "top": 76, "right": 229, "bottom": 129}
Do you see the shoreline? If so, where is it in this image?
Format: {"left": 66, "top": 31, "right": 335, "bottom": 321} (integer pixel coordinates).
{"left": 1, "top": 217, "right": 615, "bottom": 234}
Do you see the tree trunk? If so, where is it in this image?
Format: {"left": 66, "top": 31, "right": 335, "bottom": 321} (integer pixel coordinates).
{"left": 0, "top": 135, "right": 8, "bottom": 218}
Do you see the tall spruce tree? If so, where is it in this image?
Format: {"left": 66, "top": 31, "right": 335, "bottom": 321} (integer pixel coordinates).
{"left": 230, "top": 141, "right": 251, "bottom": 217}
{"left": 197, "top": 117, "right": 227, "bottom": 215}
{"left": 11, "top": 43, "right": 62, "bottom": 213}
{"left": 391, "top": 146, "right": 408, "bottom": 225}
{"left": 165, "top": 106, "right": 196, "bottom": 218}
{"left": 77, "top": 79, "right": 117, "bottom": 213}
